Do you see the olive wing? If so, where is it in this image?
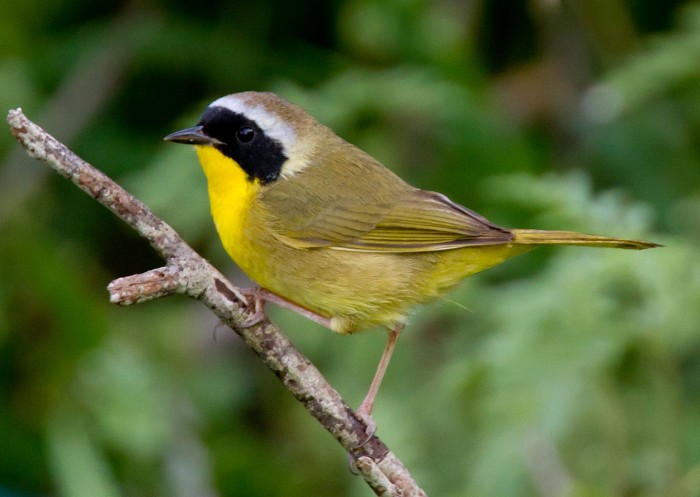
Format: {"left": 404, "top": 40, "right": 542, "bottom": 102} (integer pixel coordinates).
{"left": 266, "top": 186, "right": 513, "bottom": 253}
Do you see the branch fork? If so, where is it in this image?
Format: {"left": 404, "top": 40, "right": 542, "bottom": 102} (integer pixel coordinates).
{"left": 7, "top": 108, "right": 427, "bottom": 497}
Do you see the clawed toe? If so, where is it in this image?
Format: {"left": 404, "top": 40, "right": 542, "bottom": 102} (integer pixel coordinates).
{"left": 353, "top": 406, "right": 377, "bottom": 449}
{"left": 347, "top": 408, "right": 377, "bottom": 473}
{"left": 238, "top": 288, "right": 267, "bottom": 327}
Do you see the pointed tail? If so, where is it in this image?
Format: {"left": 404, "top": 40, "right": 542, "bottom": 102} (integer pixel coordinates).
{"left": 512, "top": 229, "right": 660, "bottom": 250}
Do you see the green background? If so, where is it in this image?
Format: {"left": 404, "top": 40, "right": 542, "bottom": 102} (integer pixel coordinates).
{"left": 0, "top": 1, "right": 698, "bottom": 496}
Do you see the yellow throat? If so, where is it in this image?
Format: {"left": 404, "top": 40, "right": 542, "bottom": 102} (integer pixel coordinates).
{"left": 194, "top": 144, "right": 260, "bottom": 264}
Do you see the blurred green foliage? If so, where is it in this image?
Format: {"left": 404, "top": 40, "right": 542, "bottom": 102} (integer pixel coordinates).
{"left": 0, "top": 0, "right": 698, "bottom": 496}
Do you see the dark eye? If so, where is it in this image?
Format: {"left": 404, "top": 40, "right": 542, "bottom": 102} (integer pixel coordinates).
{"left": 236, "top": 126, "right": 255, "bottom": 143}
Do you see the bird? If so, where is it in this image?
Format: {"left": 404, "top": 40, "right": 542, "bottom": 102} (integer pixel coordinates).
{"left": 164, "top": 91, "right": 658, "bottom": 432}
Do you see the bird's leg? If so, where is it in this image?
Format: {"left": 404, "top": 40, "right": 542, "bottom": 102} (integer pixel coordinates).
{"left": 240, "top": 287, "right": 403, "bottom": 442}
{"left": 238, "top": 287, "right": 332, "bottom": 329}
{"left": 356, "top": 324, "right": 404, "bottom": 438}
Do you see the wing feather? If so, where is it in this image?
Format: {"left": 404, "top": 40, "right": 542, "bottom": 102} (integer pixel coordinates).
{"left": 274, "top": 189, "right": 512, "bottom": 253}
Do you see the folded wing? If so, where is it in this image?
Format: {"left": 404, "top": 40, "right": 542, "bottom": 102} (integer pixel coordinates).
{"left": 275, "top": 188, "right": 513, "bottom": 253}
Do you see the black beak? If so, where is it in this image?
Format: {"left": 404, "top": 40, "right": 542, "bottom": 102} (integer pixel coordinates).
{"left": 163, "top": 125, "right": 224, "bottom": 145}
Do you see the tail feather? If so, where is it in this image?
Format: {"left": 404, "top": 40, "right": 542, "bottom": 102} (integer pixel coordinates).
{"left": 512, "top": 229, "right": 660, "bottom": 250}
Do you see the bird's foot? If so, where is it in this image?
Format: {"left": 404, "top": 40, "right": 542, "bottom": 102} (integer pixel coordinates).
{"left": 347, "top": 404, "right": 378, "bottom": 474}
{"left": 353, "top": 402, "right": 377, "bottom": 448}
{"left": 237, "top": 288, "right": 268, "bottom": 327}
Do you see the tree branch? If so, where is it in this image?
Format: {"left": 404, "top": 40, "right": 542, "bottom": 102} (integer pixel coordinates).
{"left": 7, "top": 108, "right": 427, "bottom": 497}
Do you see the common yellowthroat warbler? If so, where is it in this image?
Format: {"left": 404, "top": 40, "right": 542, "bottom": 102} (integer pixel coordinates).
{"left": 165, "top": 91, "right": 658, "bottom": 428}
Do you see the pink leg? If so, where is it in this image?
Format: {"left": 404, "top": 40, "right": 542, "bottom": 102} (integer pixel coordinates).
{"left": 356, "top": 324, "right": 404, "bottom": 437}
{"left": 239, "top": 288, "right": 332, "bottom": 329}
{"left": 240, "top": 287, "right": 402, "bottom": 441}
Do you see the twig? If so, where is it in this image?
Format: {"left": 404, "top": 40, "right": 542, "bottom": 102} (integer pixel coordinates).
{"left": 7, "top": 108, "right": 427, "bottom": 497}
